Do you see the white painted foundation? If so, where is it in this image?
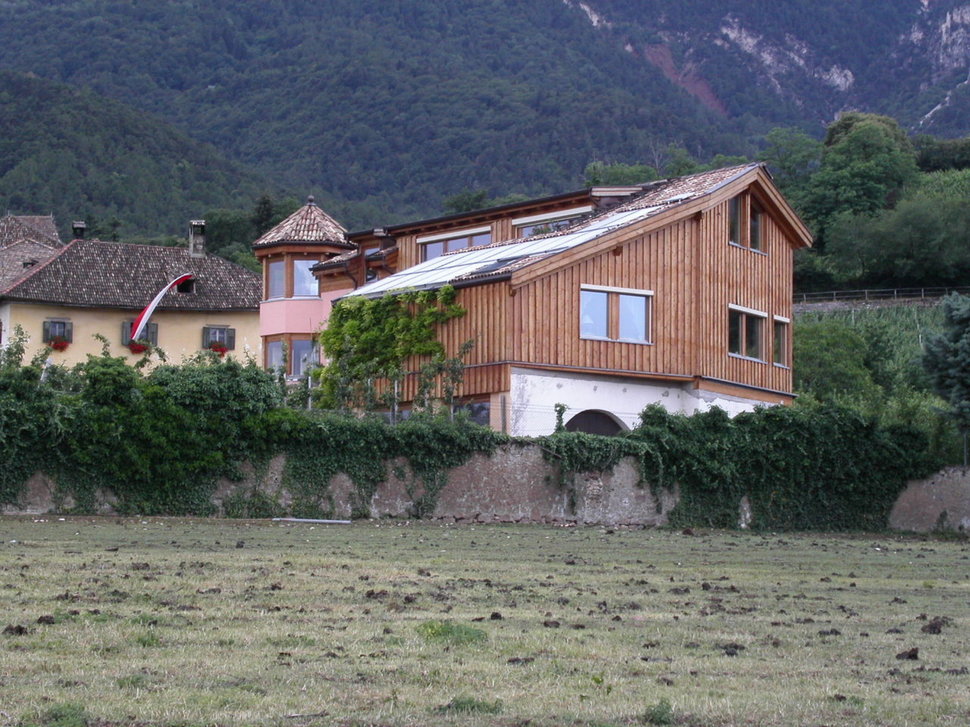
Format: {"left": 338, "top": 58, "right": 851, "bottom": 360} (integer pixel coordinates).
{"left": 507, "top": 366, "right": 772, "bottom": 437}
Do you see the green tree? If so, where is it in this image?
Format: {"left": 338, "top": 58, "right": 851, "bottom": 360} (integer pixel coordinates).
{"left": 583, "top": 160, "right": 657, "bottom": 186}
{"left": 800, "top": 113, "right": 918, "bottom": 249}
{"left": 758, "top": 127, "right": 822, "bottom": 193}
{"left": 923, "top": 295, "right": 970, "bottom": 458}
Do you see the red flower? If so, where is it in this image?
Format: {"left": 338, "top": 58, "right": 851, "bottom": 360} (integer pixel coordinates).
{"left": 128, "top": 341, "right": 149, "bottom": 354}
{"left": 209, "top": 342, "right": 228, "bottom": 357}
{"left": 49, "top": 336, "right": 69, "bottom": 352}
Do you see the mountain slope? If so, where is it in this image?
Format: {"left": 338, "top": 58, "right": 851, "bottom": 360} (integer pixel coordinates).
{"left": 0, "top": 71, "right": 274, "bottom": 236}
{"left": 575, "top": 0, "right": 970, "bottom": 135}
{"left": 0, "top": 0, "right": 967, "bottom": 231}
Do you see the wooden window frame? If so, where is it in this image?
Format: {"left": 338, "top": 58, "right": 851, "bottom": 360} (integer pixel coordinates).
{"left": 727, "top": 193, "right": 767, "bottom": 254}
{"left": 728, "top": 305, "right": 767, "bottom": 362}
{"left": 417, "top": 226, "right": 493, "bottom": 262}
{"left": 265, "top": 255, "right": 321, "bottom": 300}
{"left": 263, "top": 334, "right": 319, "bottom": 378}
{"left": 580, "top": 284, "right": 653, "bottom": 344}
{"left": 772, "top": 316, "right": 790, "bottom": 368}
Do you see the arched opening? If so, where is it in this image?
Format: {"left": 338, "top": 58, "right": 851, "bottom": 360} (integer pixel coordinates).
{"left": 564, "top": 410, "right": 626, "bottom": 436}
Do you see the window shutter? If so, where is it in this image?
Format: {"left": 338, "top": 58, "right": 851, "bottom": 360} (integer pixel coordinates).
{"left": 202, "top": 326, "right": 212, "bottom": 347}
{"left": 147, "top": 322, "right": 158, "bottom": 346}
{"left": 42, "top": 320, "right": 51, "bottom": 343}
{"left": 64, "top": 322, "right": 73, "bottom": 343}
{"left": 122, "top": 321, "right": 133, "bottom": 345}
{"left": 226, "top": 328, "right": 236, "bottom": 350}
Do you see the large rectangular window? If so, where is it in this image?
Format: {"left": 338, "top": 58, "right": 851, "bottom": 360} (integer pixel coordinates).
{"left": 418, "top": 227, "right": 492, "bottom": 261}
{"left": 728, "top": 306, "right": 766, "bottom": 361}
{"left": 293, "top": 260, "right": 318, "bottom": 297}
{"left": 267, "top": 260, "right": 285, "bottom": 299}
{"left": 580, "top": 285, "right": 652, "bottom": 343}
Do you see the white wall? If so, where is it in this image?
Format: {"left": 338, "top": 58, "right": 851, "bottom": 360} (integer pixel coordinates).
{"left": 508, "top": 366, "right": 770, "bottom": 437}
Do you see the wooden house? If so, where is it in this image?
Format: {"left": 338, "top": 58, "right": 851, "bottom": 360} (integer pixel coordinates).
{"left": 338, "top": 163, "right": 811, "bottom": 435}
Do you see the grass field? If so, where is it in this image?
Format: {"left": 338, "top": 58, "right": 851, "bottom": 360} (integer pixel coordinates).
{"left": 1, "top": 518, "right": 968, "bottom": 727}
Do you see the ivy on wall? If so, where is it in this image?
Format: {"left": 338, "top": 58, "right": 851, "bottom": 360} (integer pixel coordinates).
{"left": 316, "top": 285, "right": 467, "bottom": 412}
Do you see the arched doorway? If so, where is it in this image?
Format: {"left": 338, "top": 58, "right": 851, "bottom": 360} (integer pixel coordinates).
{"left": 564, "top": 410, "right": 626, "bottom": 436}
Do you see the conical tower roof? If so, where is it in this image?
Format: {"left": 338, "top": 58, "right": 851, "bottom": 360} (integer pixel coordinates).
{"left": 251, "top": 196, "right": 351, "bottom": 250}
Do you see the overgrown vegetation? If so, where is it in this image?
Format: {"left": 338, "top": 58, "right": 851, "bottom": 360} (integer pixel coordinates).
{"left": 0, "top": 312, "right": 947, "bottom": 528}
{"left": 316, "top": 285, "right": 469, "bottom": 414}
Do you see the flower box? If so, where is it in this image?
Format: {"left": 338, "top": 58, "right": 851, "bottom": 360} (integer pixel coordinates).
{"left": 49, "top": 336, "right": 69, "bottom": 352}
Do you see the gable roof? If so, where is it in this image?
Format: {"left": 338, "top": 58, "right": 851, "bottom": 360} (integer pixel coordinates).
{"left": 345, "top": 163, "right": 807, "bottom": 299}
{"left": 1, "top": 239, "right": 260, "bottom": 311}
{"left": 251, "top": 197, "right": 353, "bottom": 250}
{"left": 0, "top": 214, "right": 62, "bottom": 249}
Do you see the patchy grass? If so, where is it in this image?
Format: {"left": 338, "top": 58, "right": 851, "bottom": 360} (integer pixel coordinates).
{"left": 1, "top": 517, "right": 969, "bottom": 726}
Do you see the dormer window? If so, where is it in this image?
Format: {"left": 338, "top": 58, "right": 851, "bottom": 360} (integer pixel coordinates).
{"left": 177, "top": 278, "right": 195, "bottom": 294}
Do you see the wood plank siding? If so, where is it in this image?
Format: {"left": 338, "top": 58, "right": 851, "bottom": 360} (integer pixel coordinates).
{"left": 365, "top": 166, "right": 807, "bottom": 410}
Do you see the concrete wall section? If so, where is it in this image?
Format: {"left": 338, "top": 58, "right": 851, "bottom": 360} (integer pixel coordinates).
{"left": 508, "top": 366, "right": 768, "bottom": 436}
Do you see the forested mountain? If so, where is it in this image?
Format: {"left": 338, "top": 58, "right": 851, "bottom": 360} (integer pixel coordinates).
{"left": 0, "top": 72, "right": 274, "bottom": 237}
{"left": 0, "top": 0, "right": 968, "bottom": 232}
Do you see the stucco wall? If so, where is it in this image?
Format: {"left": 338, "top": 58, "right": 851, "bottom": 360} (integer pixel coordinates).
{"left": 1, "top": 302, "right": 260, "bottom": 365}
{"left": 509, "top": 367, "right": 769, "bottom": 437}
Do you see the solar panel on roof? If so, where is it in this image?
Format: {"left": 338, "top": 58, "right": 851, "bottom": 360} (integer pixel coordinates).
{"left": 343, "top": 204, "right": 665, "bottom": 299}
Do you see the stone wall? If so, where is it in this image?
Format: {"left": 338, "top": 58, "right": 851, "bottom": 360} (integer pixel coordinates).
{"left": 889, "top": 467, "right": 970, "bottom": 533}
{"left": 6, "top": 447, "right": 970, "bottom": 532}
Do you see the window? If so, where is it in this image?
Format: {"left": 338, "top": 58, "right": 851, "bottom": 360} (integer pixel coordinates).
{"left": 202, "top": 326, "right": 235, "bottom": 350}
{"left": 512, "top": 205, "right": 590, "bottom": 238}
{"left": 580, "top": 289, "right": 609, "bottom": 338}
{"left": 579, "top": 285, "right": 652, "bottom": 343}
{"left": 122, "top": 320, "right": 158, "bottom": 346}
{"left": 418, "top": 227, "right": 492, "bottom": 261}
{"left": 267, "top": 260, "right": 285, "bottom": 298}
{"left": 176, "top": 278, "right": 195, "bottom": 294}
{"left": 291, "top": 338, "right": 317, "bottom": 378}
{"left": 728, "top": 195, "right": 742, "bottom": 246}
{"left": 293, "top": 260, "right": 317, "bottom": 297}
{"left": 42, "top": 319, "right": 73, "bottom": 343}
{"left": 773, "top": 317, "right": 790, "bottom": 367}
{"left": 266, "top": 340, "right": 284, "bottom": 371}
{"left": 728, "top": 306, "right": 766, "bottom": 361}
{"left": 750, "top": 201, "right": 763, "bottom": 252}
{"left": 727, "top": 193, "right": 766, "bottom": 252}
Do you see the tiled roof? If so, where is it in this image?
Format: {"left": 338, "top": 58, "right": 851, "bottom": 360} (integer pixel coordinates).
{"left": 1, "top": 239, "right": 260, "bottom": 311}
{"left": 0, "top": 240, "right": 61, "bottom": 290}
{"left": 346, "top": 163, "right": 760, "bottom": 298}
{"left": 251, "top": 198, "right": 352, "bottom": 249}
{"left": 0, "top": 214, "right": 62, "bottom": 248}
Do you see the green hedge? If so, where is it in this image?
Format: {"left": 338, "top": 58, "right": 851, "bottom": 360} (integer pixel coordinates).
{"left": 0, "top": 337, "right": 942, "bottom": 528}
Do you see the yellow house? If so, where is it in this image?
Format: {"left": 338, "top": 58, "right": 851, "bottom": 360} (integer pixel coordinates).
{"left": 0, "top": 224, "right": 261, "bottom": 365}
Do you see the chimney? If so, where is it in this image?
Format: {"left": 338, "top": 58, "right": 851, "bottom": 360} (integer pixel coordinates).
{"left": 72, "top": 221, "right": 86, "bottom": 239}
{"left": 188, "top": 220, "right": 205, "bottom": 258}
